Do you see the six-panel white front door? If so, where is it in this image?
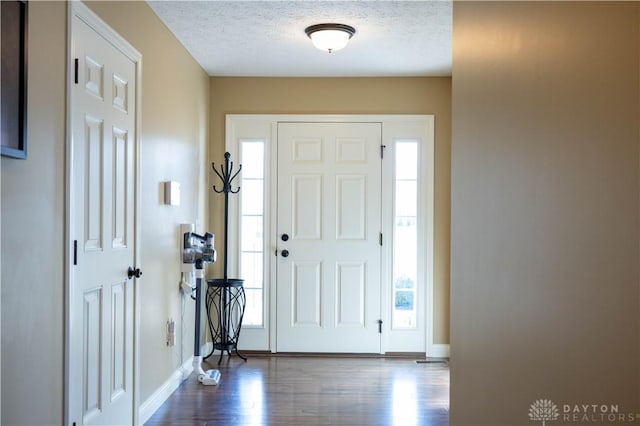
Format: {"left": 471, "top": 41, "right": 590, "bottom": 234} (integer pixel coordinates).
{"left": 276, "top": 122, "right": 382, "bottom": 353}
{"left": 69, "top": 11, "right": 137, "bottom": 426}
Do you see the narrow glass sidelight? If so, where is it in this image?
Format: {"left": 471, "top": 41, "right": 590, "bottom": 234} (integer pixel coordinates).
{"left": 392, "top": 141, "right": 418, "bottom": 329}
{"left": 239, "top": 141, "right": 265, "bottom": 327}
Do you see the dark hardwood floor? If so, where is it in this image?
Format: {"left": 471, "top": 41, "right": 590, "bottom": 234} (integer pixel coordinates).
{"left": 145, "top": 354, "right": 449, "bottom": 426}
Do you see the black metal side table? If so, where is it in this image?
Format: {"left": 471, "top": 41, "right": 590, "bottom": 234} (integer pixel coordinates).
{"left": 204, "top": 278, "right": 247, "bottom": 365}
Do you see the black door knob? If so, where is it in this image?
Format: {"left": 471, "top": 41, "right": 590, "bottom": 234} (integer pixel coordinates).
{"left": 128, "top": 267, "right": 142, "bottom": 279}
{"left": 281, "top": 233, "right": 289, "bottom": 242}
{"left": 281, "top": 249, "right": 290, "bottom": 258}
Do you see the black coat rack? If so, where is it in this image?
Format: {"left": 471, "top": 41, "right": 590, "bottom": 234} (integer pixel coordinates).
{"left": 212, "top": 152, "right": 242, "bottom": 281}
{"left": 205, "top": 152, "right": 247, "bottom": 364}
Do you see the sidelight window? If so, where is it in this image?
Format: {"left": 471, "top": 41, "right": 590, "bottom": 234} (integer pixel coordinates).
{"left": 239, "top": 141, "right": 265, "bottom": 327}
{"left": 392, "top": 141, "right": 418, "bottom": 329}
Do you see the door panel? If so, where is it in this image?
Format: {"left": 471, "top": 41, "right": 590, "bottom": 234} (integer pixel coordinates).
{"left": 292, "top": 261, "right": 322, "bottom": 326}
{"left": 276, "top": 122, "right": 382, "bottom": 353}
{"left": 292, "top": 175, "right": 322, "bottom": 239}
{"left": 336, "top": 175, "right": 366, "bottom": 239}
{"left": 83, "top": 288, "right": 102, "bottom": 419}
{"left": 335, "top": 261, "right": 366, "bottom": 326}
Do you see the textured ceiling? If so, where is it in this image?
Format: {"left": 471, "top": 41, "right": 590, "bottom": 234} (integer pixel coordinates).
{"left": 147, "top": 1, "right": 452, "bottom": 77}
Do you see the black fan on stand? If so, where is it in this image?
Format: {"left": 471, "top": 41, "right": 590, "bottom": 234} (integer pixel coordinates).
{"left": 204, "top": 152, "right": 247, "bottom": 365}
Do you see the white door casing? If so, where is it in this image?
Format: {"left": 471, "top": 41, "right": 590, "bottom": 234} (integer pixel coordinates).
{"left": 66, "top": 3, "right": 142, "bottom": 425}
{"left": 225, "top": 115, "right": 439, "bottom": 356}
{"left": 276, "top": 122, "right": 383, "bottom": 353}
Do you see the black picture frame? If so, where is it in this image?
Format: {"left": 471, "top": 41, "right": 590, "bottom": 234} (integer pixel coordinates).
{"left": 1, "top": 0, "right": 28, "bottom": 159}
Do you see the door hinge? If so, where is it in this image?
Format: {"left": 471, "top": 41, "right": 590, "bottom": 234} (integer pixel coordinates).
{"left": 73, "top": 240, "right": 78, "bottom": 265}
{"left": 74, "top": 58, "right": 79, "bottom": 84}
{"left": 377, "top": 319, "right": 383, "bottom": 334}
{"left": 380, "top": 144, "right": 386, "bottom": 159}
{"left": 379, "top": 232, "right": 383, "bottom": 246}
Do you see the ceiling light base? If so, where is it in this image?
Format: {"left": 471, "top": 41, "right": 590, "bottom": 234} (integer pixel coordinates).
{"left": 305, "top": 23, "right": 356, "bottom": 53}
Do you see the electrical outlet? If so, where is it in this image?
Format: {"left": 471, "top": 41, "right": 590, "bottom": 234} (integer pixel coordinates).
{"left": 166, "top": 319, "right": 175, "bottom": 347}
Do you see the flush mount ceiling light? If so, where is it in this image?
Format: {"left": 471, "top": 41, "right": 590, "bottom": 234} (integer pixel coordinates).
{"left": 304, "top": 23, "right": 356, "bottom": 53}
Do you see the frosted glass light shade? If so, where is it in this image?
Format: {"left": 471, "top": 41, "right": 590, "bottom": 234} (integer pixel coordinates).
{"left": 305, "top": 24, "right": 356, "bottom": 53}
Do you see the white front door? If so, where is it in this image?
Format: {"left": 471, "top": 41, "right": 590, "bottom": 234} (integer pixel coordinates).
{"left": 68, "top": 7, "right": 139, "bottom": 425}
{"left": 276, "top": 122, "right": 382, "bottom": 353}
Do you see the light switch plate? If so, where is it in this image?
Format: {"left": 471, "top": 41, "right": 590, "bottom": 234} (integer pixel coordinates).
{"left": 164, "top": 181, "right": 180, "bottom": 206}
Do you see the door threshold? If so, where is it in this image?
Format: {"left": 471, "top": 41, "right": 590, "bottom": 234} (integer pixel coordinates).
{"left": 416, "top": 358, "right": 449, "bottom": 365}
{"left": 239, "top": 351, "right": 427, "bottom": 359}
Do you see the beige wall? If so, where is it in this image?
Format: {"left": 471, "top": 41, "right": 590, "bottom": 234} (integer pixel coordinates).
{"left": 451, "top": 2, "right": 640, "bottom": 425}
{"left": 1, "top": 2, "right": 209, "bottom": 424}
{"left": 210, "top": 77, "right": 451, "bottom": 344}
{"left": 87, "top": 0, "right": 210, "bottom": 405}
{"left": 1, "top": 3, "right": 66, "bottom": 424}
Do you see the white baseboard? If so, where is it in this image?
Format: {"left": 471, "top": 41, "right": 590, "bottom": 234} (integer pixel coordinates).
{"left": 427, "top": 343, "right": 450, "bottom": 358}
{"left": 139, "top": 343, "right": 213, "bottom": 424}
{"left": 138, "top": 356, "right": 193, "bottom": 425}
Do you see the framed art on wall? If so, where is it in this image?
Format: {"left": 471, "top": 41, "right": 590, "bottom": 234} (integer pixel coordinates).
{"left": 1, "top": 0, "right": 28, "bottom": 159}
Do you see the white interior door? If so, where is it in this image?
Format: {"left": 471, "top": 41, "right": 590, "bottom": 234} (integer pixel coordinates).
{"left": 68, "top": 10, "right": 138, "bottom": 426}
{"left": 276, "top": 122, "right": 382, "bottom": 353}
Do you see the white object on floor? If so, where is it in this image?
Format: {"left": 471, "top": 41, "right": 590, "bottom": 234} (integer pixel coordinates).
{"left": 193, "top": 355, "right": 221, "bottom": 386}
{"left": 199, "top": 369, "right": 221, "bottom": 386}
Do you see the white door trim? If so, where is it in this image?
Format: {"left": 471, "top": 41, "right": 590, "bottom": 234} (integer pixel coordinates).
{"left": 226, "top": 114, "right": 439, "bottom": 357}
{"left": 65, "top": 3, "right": 143, "bottom": 425}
